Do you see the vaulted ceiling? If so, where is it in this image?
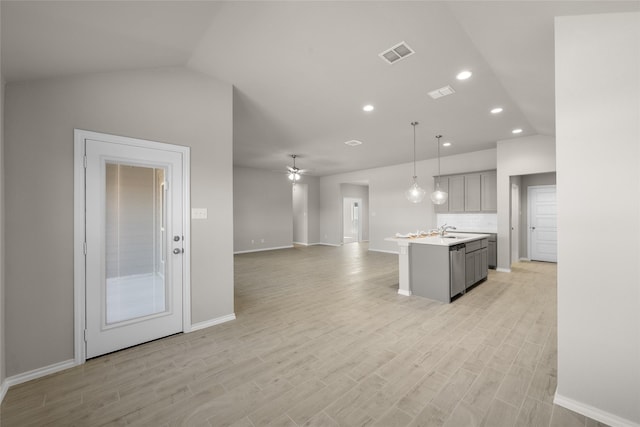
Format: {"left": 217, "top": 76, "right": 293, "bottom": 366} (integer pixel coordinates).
{"left": 2, "top": 1, "right": 638, "bottom": 175}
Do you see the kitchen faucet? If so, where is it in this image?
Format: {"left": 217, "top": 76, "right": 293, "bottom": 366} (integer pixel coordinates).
{"left": 439, "top": 224, "right": 457, "bottom": 237}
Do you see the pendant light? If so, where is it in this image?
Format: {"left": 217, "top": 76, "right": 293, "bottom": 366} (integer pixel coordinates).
{"left": 405, "top": 121, "right": 426, "bottom": 203}
{"left": 431, "top": 135, "right": 448, "bottom": 205}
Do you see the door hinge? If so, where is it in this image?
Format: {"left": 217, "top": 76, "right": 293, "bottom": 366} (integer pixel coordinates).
{"left": 83, "top": 155, "right": 87, "bottom": 169}
{"left": 84, "top": 329, "right": 88, "bottom": 342}
{"left": 83, "top": 242, "right": 87, "bottom": 255}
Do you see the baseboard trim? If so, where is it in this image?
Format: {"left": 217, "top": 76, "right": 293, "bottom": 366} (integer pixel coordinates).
{"left": 496, "top": 268, "right": 511, "bottom": 273}
{"left": 519, "top": 257, "right": 531, "bottom": 261}
{"left": 190, "top": 313, "right": 236, "bottom": 332}
{"left": 293, "top": 241, "right": 309, "bottom": 246}
{"left": 554, "top": 391, "right": 639, "bottom": 427}
{"left": 397, "top": 289, "right": 412, "bottom": 296}
{"left": 234, "top": 245, "right": 293, "bottom": 255}
{"left": 369, "top": 248, "right": 399, "bottom": 255}
{"left": 4, "top": 359, "right": 78, "bottom": 394}
{"left": 318, "top": 242, "right": 341, "bottom": 247}
{"left": 0, "top": 380, "right": 9, "bottom": 404}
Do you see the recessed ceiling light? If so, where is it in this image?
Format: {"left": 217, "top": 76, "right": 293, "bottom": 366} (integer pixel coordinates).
{"left": 363, "top": 104, "right": 374, "bottom": 112}
{"left": 443, "top": 142, "right": 452, "bottom": 147}
{"left": 456, "top": 70, "right": 472, "bottom": 80}
{"left": 490, "top": 107, "right": 503, "bottom": 114}
{"left": 512, "top": 128, "right": 523, "bottom": 134}
{"left": 344, "top": 140, "right": 363, "bottom": 146}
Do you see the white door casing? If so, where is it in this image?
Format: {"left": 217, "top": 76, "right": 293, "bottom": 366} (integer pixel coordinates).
{"left": 511, "top": 182, "right": 520, "bottom": 265}
{"left": 74, "top": 130, "right": 191, "bottom": 362}
{"left": 342, "top": 197, "right": 362, "bottom": 244}
{"left": 528, "top": 185, "right": 557, "bottom": 262}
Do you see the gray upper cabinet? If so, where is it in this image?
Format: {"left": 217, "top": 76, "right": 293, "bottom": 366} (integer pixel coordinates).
{"left": 448, "top": 175, "right": 465, "bottom": 212}
{"left": 434, "top": 170, "right": 497, "bottom": 213}
{"left": 434, "top": 176, "right": 449, "bottom": 213}
{"left": 464, "top": 174, "right": 481, "bottom": 212}
{"left": 481, "top": 171, "right": 497, "bottom": 212}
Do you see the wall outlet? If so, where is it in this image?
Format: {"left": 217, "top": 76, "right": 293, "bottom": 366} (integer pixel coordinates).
{"left": 191, "top": 208, "right": 208, "bottom": 219}
{"left": 251, "top": 239, "right": 255, "bottom": 244}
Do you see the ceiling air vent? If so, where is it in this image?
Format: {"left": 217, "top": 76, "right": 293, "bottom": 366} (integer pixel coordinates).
{"left": 379, "top": 41, "right": 415, "bottom": 65}
{"left": 428, "top": 85, "right": 456, "bottom": 100}
{"left": 344, "top": 140, "right": 363, "bottom": 147}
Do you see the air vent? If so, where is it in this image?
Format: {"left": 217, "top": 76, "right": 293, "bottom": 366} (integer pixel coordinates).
{"left": 428, "top": 85, "right": 456, "bottom": 100}
{"left": 379, "top": 41, "right": 415, "bottom": 65}
{"left": 344, "top": 140, "right": 363, "bottom": 147}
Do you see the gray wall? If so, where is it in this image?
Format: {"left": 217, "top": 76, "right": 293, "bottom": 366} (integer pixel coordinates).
{"left": 306, "top": 175, "right": 320, "bottom": 244}
{"left": 519, "top": 172, "right": 556, "bottom": 259}
{"left": 556, "top": 12, "right": 639, "bottom": 424}
{"left": 233, "top": 167, "right": 293, "bottom": 253}
{"left": 340, "top": 184, "right": 369, "bottom": 241}
{"left": 0, "top": 4, "right": 5, "bottom": 385}
{"left": 292, "top": 184, "right": 307, "bottom": 244}
{"left": 4, "top": 67, "right": 234, "bottom": 377}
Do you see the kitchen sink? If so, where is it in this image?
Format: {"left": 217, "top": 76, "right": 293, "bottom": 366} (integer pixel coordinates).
{"left": 442, "top": 236, "right": 458, "bottom": 239}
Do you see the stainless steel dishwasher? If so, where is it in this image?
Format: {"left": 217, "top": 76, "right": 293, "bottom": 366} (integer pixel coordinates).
{"left": 450, "top": 244, "right": 466, "bottom": 298}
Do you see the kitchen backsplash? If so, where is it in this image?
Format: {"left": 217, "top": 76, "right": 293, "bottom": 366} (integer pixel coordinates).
{"left": 436, "top": 213, "right": 497, "bottom": 232}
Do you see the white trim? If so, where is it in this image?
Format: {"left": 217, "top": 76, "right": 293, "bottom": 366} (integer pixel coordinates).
{"left": 496, "top": 267, "right": 511, "bottom": 273}
{"left": 519, "top": 257, "right": 531, "bottom": 262}
{"left": 397, "top": 289, "right": 412, "bottom": 296}
{"left": 318, "top": 242, "right": 341, "bottom": 247}
{"left": 190, "top": 313, "right": 236, "bottom": 332}
{"left": 368, "top": 248, "right": 399, "bottom": 255}
{"left": 234, "top": 245, "right": 294, "bottom": 255}
{"left": 74, "top": 129, "right": 191, "bottom": 362}
{"left": 5, "top": 359, "right": 77, "bottom": 390}
{"left": 293, "top": 241, "right": 309, "bottom": 246}
{"left": 554, "top": 392, "right": 639, "bottom": 427}
{"left": 0, "top": 380, "right": 9, "bottom": 403}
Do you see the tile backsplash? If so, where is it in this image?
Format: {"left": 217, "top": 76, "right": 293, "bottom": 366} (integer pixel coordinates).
{"left": 436, "top": 213, "right": 497, "bottom": 232}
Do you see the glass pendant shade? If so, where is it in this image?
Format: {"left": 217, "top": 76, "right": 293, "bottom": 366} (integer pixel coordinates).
{"left": 288, "top": 172, "right": 301, "bottom": 181}
{"left": 430, "top": 183, "right": 448, "bottom": 205}
{"left": 406, "top": 178, "right": 426, "bottom": 203}
{"left": 431, "top": 135, "right": 448, "bottom": 205}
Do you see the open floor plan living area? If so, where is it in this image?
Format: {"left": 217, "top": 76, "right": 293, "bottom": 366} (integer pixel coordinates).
{"left": 0, "top": 2, "right": 638, "bottom": 427}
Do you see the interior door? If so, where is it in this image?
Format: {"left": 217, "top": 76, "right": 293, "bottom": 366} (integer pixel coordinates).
{"left": 85, "top": 137, "right": 184, "bottom": 358}
{"left": 342, "top": 198, "right": 361, "bottom": 244}
{"left": 529, "top": 186, "right": 557, "bottom": 262}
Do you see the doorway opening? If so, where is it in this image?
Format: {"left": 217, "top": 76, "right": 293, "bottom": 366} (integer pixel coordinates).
{"left": 343, "top": 197, "right": 362, "bottom": 244}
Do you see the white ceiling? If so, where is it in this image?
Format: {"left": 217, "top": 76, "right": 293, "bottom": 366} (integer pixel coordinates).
{"left": 2, "top": 1, "right": 638, "bottom": 176}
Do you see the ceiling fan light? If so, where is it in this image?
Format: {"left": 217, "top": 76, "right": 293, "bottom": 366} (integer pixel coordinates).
{"left": 288, "top": 172, "right": 301, "bottom": 181}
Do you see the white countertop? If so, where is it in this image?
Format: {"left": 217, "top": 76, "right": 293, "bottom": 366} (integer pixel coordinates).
{"left": 448, "top": 228, "right": 497, "bottom": 234}
{"left": 385, "top": 233, "right": 490, "bottom": 247}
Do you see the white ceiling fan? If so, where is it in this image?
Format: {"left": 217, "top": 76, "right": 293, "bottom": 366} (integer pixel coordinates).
{"left": 286, "top": 154, "right": 311, "bottom": 182}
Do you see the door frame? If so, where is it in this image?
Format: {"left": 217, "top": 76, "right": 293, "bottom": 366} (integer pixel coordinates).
{"left": 527, "top": 184, "right": 557, "bottom": 262}
{"left": 73, "top": 129, "right": 191, "bottom": 364}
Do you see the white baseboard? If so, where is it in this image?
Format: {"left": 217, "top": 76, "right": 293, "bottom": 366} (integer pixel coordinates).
{"left": 293, "top": 241, "right": 309, "bottom": 246}
{"left": 234, "top": 245, "right": 293, "bottom": 255}
{"left": 496, "top": 267, "right": 511, "bottom": 273}
{"left": 369, "top": 248, "right": 399, "bottom": 255}
{"left": 519, "top": 257, "right": 531, "bottom": 261}
{"left": 397, "top": 289, "right": 412, "bottom": 296}
{"left": 318, "top": 242, "right": 341, "bottom": 247}
{"left": 554, "top": 391, "right": 639, "bottom": 427}
{"left": 189, "top": 313, "right": 236, "bottom": 332}
{"left": 2, "top": 359, "right": 78, "bottom": 401}
{"left": 0, "top": 379, "right": 9, "bottom": 404}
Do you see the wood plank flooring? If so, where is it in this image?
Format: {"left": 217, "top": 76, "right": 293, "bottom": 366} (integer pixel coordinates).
{"left": 1, "top": 243, "right": 608, "bottom": 426}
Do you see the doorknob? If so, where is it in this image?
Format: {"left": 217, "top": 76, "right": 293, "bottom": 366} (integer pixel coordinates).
{"left": 173, "top": 248, "right": 183, "bottom": 254}
{"left": 531, "top": 227, "right": 536, "bottom": 231}
{"left": 173, "top": 235, "right": 181, "bottom": 242}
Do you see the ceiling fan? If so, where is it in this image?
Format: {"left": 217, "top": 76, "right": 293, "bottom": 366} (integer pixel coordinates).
{"left": 286, "top": 154, "right": 310, "bottom": 182}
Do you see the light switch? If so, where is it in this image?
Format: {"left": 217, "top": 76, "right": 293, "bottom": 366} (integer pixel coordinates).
{"left": 191, "top": 208, "right": 208, "bottom": 219}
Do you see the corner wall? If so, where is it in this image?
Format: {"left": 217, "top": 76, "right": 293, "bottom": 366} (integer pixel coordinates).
{"left": 496, "top": 135, "right": 556, "bottom": 270}
{"left": 0, "top": 1, "right": 5, "bottom": 397}
{"left": 4, "top": 68, "right": 234, "bottom": 377}
{"left": 555, "top": 11, "right": 640, "bottom": 426}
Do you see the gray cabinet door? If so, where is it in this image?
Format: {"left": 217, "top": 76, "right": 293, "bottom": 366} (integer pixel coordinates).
{"left": 481, "top": 172, "right": 497, "bottom": 212}
{"left": 465, "top": 252, "right": 475, "bottom": 288}
{"left": 449, "top": 175, "right": 465, "bottom": 212}
{"left": 465, "top": 174, "right": 481, "bottom": 212}
{"left": 474, "top": 250, "right": 482, "bottom": 282}
{"left": 434, "top": 176, "right": 449, "bottom": 213}
{"left": 480, "top": 248, "right": 488, "bottom": 279}
{"left": 488, "top": 241, "right": 496, "bottom": 268}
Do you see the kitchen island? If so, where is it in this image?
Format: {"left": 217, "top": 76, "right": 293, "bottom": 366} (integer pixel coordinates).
{"left": 386, "top": 233, "right": 489, "bottom": 303}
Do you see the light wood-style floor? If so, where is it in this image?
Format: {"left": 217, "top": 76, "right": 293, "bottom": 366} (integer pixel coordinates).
{"left": 1, "top": 243, "right": 607, "bottom": 426}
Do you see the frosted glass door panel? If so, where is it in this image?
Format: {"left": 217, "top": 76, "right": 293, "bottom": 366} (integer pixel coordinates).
{"left": 105, "top": 163, "right": 167, "bottom": 324}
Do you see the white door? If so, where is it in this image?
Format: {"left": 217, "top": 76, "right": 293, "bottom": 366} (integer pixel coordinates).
{"left": 84, "top": 137, "right": 184, "bottom": 358}
{"left": 528, "top": 185, "right": 557, "bottom": 262}
{"left": 343, "top": 198, "right": 361, "bottom": 244}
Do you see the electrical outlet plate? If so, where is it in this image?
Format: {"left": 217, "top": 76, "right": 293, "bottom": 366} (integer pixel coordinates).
{"left": 191, "top": 208, "right": 208, "bottom": 219}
